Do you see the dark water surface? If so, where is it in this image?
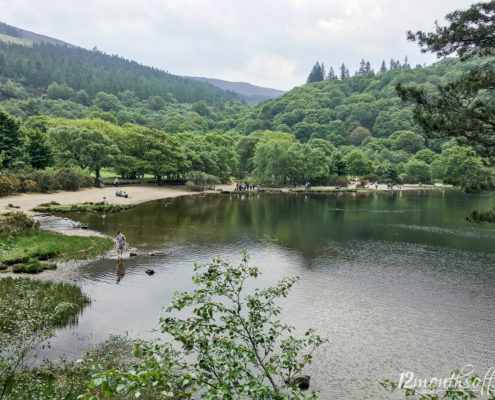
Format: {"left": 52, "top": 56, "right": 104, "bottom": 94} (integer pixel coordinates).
{"left": 48, "top": 190, "right": 495, "bottom": 399}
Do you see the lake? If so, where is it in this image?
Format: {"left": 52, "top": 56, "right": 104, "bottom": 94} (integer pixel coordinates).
{"left": 45, "top": 190, "right": 495, "bottom": 399}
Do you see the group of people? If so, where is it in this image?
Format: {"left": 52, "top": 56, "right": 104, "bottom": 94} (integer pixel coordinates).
{"left": 235, "top": 183, "right": 260, "bottom": 191}
{"left": 115, "top": 190, "right": 129, "bottom": 198}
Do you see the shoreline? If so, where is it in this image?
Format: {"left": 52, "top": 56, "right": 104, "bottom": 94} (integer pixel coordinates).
{"left": 0, "top": 182, "right": 454, "bottom": 216}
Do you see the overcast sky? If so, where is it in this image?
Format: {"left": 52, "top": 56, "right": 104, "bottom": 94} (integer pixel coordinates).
{"left": 0, "top": 0, "right": 479, "bottom": 90}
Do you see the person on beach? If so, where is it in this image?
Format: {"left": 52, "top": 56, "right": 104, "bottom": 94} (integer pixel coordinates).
{"left": 113, "top": 178, "right": 119, "bottom": 187}
{"left": 116, "top": 231, "right": 126, "bottom": 258}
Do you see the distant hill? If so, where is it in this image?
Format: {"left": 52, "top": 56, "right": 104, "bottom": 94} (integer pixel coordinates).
{"left": 0, "top": 22, "right": 240, "bottom": 104}
{"left": 189, "top": 77, "right": 285, "bottom": 104}
{"left": 0, "top": 21, "right": 282, "bottom": 105}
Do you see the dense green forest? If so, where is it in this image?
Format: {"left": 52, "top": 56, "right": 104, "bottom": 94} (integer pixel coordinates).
{"left": 0, "top": 40, "right": 239, "bottom": 104}
{"left": 0, "top": 33, "right": 492, "bottom": 193}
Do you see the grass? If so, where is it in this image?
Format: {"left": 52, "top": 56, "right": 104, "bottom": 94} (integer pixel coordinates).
{"left": 33, "top": 201, "right": 136, "bottom": 213}
{"left": 0, "top": 33, "right": 33, "bottom": 46}
{"left": 12, "top": 259, "right": 57, "bottom": 274}
{"left": 1, "top": 230, "right": 114, "bottom": 265}
{"left": 0, "top": 276, "right": 89, "bottom": 327}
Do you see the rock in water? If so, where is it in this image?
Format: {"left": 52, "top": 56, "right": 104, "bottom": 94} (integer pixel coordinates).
{"left": 289, "top": 375, "right": 310, "bottom": 390}
{"left": 129, "top": 252, "right": 138, "bottom": 257}
{"left": 145, "top": 269, "right": 155, "bottom": 275}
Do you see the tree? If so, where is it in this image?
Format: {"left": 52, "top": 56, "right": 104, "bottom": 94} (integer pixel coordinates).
{"left": 391, "top": 130, "right": 425, "bottom": 153}
{"left": 48, "top": 126, "right": 120, "bottom": 181}
{"left": 405, "top": 159, "right": 431, "bottom": 182}
{"left": 86, "top": 253, "right": 326, "bottom": 399}
{"left": 326, "top": 66, "right": 338, "bottom": 80}
{"left": 26, "top": 130, "right": 54, "bottom": 169}
{"left": 329, "top": 151, "right": 347, "bottom": 175}
{"left": 349, "top": 126, "right": 372, "bottom": 146}
{"left": 74, "top": 89, "right": 90, "bottom": 106}
{"left": 431, "top": 146, "right": 485, "bottom": 187}
{"left": 397, "top": 1, "right": 495, "bottom": 165}
{"left": 93, "top": 91, "right": 120, "bottom": 112}
{"left": 235, "top": 135, "right": 260, "bottom": 176}
{"left": 307, "top": 61, "right": 326, "bottom": 83}
{"left": 344, "top": 150, "right": 373, "bottom": 176}
{"left": 0, "top": 109, "right": 25, "bottom": 168}
{"left": 379, "top": 60, "right": 387, "bottom": 74}
{"left": 340, "top": 63, "right": 349, "bottom": 80}
{"left": 358, "top": 59, "right": 367, "bottom": 75}
{"left": 148, "top": 95, "right": 166, "bottom": 110}
{"left": 413, "top": 148, "right": 437, "bottom": 164}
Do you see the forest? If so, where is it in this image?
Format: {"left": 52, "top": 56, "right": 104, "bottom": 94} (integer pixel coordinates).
{"left": 0, "top": 35, "right": 493, "bottom": 194}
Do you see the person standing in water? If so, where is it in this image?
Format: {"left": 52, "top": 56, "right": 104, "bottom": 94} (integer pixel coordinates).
{"left": 116, "top": 231, "right": 126, "bottom": 258}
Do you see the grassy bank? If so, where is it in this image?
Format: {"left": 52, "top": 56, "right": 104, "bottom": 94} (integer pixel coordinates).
{"left": 0, "top": 276, "right": 89, "bottom": 326}
{"left": 0, "top": 212, "right": 114, "bottom": 274}
{"left": 1, "top": 230, "right": 114, "bottom": 273}
{"left": 33, "top": 201, "right": 136, "bottom": 213}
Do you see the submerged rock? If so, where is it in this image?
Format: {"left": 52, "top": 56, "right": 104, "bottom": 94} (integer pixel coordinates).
{"left": 129, "top": 252, "right": 138, "bottom": 257}
{"left": 145, "top": 269, "right": 155, "bottom": 275}
{"left": 288, "top": 375, "right": 310, "bottom": 390}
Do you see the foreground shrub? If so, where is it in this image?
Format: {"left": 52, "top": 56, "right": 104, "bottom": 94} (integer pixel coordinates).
{"left": 86, "top": 252, "right": 326, "bottom": 399}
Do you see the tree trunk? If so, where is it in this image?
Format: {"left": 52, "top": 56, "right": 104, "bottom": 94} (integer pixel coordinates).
{"left": 94, "top": 168, "right": 100, "bottom": 187}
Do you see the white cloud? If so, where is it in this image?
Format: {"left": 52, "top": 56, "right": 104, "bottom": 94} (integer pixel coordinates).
{"left": 0, "top": 0, "right": 478, "bottom": 90}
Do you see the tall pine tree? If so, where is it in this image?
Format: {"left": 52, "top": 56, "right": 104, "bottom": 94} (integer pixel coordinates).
{"left": 307, "top": 62, "right": 326, "bottom": 83}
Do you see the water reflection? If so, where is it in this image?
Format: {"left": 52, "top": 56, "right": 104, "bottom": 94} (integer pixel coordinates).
{"left": 116, "top": 259, "right": 125, "bottom": 284}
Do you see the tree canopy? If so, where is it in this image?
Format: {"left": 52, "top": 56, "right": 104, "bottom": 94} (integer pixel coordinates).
{"left": 397, "top": 0, "right": 495, "bottom": 165}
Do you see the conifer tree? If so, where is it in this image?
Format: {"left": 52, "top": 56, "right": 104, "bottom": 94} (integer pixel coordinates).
{"left": 307, "top": 61, "right": 326, "bottom": 83}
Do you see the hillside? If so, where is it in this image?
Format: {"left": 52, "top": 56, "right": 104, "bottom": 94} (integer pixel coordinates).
{"left": 230, "top": 57, "right": 483, "bottom": 145}
{"left": 0, "top": 21, "right": 281, "bottom": 104}
{"left": 189, "top": 77, "right": 284, "bottom": 104}
{"left": 0, "top": 21, "right": 73, "bottom": 47}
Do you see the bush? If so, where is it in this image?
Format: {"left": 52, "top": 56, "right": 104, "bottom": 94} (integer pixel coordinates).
{"left": 21, "top": 179, "right": 37, "bottom": 192}
{"left": 0, "top": 212, "right": 39, "bottom": 238}
{"left": 362, "top": 174, "right": 380, "bottom": 183}
{"left": 324, "top": 175, "right": 350, "bottom": 187}
{"left": 31, "top": 169, "right": 57, "bottom": 192}
{"left": 79, "top": 172, "right": 95, "bottom": 188}
{"left": 0, "top": 174, "right": 19, "bottom": 195}
{"left": 55, "top": 168, "right": 82, "bottom": 191}
{"left": 186, "top": 171, "right": 221, "bottom": 191}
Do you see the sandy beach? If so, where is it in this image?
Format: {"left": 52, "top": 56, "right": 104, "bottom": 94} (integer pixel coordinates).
{"left": 0, "top": 183, "right": 235, "bottom": 215}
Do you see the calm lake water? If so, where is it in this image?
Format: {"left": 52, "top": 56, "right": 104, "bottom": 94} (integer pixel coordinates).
{"left": 46, "top": 190, "right": 495, "bottom": 399}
